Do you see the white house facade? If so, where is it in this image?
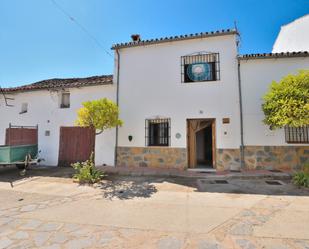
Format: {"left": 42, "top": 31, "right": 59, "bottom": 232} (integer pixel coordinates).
{"left": 1, "top": 20, "right": 308, "bottom": 171}
{"left": 238, "top": 53, "right": 309, "bottom": 170}
{"left": 112, "top": 30, "right": 309, "bottom": 171}
{"left": 272, "top": 14, "right": 309, "bottom": 53}
{"left": 0, "top": 76, "right": 116, "bottom": 166}
{"left": 113, "top": 30, "right": 242, "bottom": 170}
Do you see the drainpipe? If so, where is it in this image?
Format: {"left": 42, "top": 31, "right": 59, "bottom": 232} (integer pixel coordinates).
{"left": 237, "top": 58, "right": 245, "bottom": 169}
{"left": 114, "top": 49, "right": 120, "bottom": 166}
{"left": 236, "top": 35, "right": 245, "bottom": 169}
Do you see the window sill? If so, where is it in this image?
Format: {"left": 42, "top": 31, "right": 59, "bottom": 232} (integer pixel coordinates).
{"left": 286, "top": 142, "right": 309, "bottom": 144}
{"left": 181, "top": 80, "right": 219, "bottom": 84}
{"left": 147, "top": 145, "right": 170, "bottom": 148}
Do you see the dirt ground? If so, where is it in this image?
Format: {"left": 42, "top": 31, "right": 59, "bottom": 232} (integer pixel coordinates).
{"left": 0, "top": 166, "right": 309, "bottom": 249}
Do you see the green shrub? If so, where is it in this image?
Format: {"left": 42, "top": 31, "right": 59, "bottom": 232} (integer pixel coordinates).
{"left": 293, "top": 171, "right": 309, "bottom": 188}
{"left": 303, "top": 162, "right": 309, "bottom": 174}
{"left": 71, "top": 153, "right": 105, "bottom": 184}
{"left": 262, "top": 70, "right": 309, "bottom": 129}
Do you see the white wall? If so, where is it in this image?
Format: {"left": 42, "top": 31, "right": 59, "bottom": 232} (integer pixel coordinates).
{"left": 240, "top": 57, "right": 309, "bottom": 146}
{"left": 0, "top": 85, "right": 116, "bottom": 166}
{"left": 117, "top": 34, "right": 241, "bottom": 149}
{"left": 273, "top": 14, "right": 309, "bottom": 53}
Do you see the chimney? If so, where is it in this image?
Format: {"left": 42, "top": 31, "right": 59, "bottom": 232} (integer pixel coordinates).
{"left": 131, "top": 34, "right": 141, "bottom": 42}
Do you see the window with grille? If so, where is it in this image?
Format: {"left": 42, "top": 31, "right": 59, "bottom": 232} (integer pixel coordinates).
{"left": 285, "top": 126, "right": 309, "bottom": 143}
{"left": 181, "top": 53, "right": 220, "bottom": 83}
{"left": 145, "top": 118, "right": 170, "bottom": 146}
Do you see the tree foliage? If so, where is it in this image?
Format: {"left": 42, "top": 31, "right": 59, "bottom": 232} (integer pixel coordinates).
{"left": 75, "top": 98, "right": 123, "bottom": 135}
{"left": 262, "top": 70, "right": 309, "bottom": 129}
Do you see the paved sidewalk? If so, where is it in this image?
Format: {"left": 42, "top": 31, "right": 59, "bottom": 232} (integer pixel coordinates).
{"left": 99, "top": 165, "right": 293, "bottom": 180}
{"left": 0, "top": 166, "right": 308, "bottom": 249}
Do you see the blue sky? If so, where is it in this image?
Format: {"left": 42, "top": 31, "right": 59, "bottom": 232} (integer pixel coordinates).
{"left": 1, "top": 0, "right": 308, "bottom": 87}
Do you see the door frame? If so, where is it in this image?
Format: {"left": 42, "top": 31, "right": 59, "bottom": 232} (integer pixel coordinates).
{"left": 186, "top": 118, "right": 216, "bottom": 169}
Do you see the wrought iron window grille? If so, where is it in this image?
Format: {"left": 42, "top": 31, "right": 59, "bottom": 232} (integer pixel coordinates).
{"left": 181, "top": 52, "right": 220, "bottom": 83}
{"left": 285, "top": 126, "right": 309, "bottom": 144}
{"left": 145, "top": 118, "right": 171, "bottom": 146}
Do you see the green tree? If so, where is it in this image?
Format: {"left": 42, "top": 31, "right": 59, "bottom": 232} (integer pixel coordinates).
{"left": 75, "top": 98, "right": 123, "bottom": 135}
{"left": 262, "top": 70, "right": 309, "bottom": 129}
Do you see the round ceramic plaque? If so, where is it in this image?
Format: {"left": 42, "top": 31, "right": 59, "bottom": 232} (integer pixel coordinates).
{"left": 175, "top": 133, "right": 181, "bottom": 139}
{"left": 187, "top": 63, "right": 211, "bottom": 81}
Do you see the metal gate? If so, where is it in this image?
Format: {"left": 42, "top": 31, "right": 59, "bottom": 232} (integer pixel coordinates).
{"left": 58, "top": 127, "right": 95, "bottom": 167}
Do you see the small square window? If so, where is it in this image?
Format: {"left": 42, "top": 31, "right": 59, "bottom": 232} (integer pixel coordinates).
{"left": 20, "top": 103, "right": 28, "bottom": 114}
{"left": 145, "top": 118, "right": 170, "bottom": 146}
{"left": 60, "top": 92, "right": 70, "bottom": 108}
{"left": 181, "top": 53, "right": 220, "bottom": 83}
{"left": 285, "top": 126, "right": 309, "bottom": 144}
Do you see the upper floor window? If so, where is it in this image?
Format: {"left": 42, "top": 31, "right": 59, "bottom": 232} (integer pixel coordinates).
{"left": 20, "top": 103, "right": 28, "bottom": 114}
{"left": 285, "top": 126, "right": 309, "bottom": 144}
{"left": 181, "top": 53, "right": 220, "bottom": 83}
{"left": 145, "top": 118, "right": 170, "bottom": 146}
{"left": 60, "top": 92, "right": 70, "bottom": 108}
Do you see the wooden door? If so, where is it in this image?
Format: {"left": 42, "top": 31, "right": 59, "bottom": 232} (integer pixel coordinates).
{"left": 58, "top": 127, "right": 95, "bottom": 167}
{"left": 211, "top": 120, "right": 216, "bottom": 168}
{"left": 187, "top": 119, "right": 216, "bottom": 168}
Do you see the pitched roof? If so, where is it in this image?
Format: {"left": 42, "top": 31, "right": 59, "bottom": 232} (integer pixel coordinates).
{"left": 112, "top": 29, "right": 238, "bottom": 49}
{"left": 1, "top": 75, "right": 113, "bottom": 93}
{"left": 238, "top": 51, "right": 309, "bottom": 60}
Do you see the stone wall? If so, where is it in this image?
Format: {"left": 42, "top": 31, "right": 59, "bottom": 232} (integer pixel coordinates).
{"left": 244, "top": 146, "right": 309, "bottom": 171}
{"left": 117, "top": 146, "right": 309, "bottom": 171}
{"left": 216, "top": 149, "right": 241, "bottom": 171}
{"left": 216, "top": 146, "right": 309, "bottom": 171}
{"left": 116, "top": 147, "right": 187, "bottom": 169}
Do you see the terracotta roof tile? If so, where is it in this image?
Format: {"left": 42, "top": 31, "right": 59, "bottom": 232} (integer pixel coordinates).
{"left": 2, "top": 75, "right": 113, "bottom": 93}
{"left": 238, "top": 51, "right": 309, "bottom": 60}
{"left": 112, "top": 29, "right": 238, "bottom": 49}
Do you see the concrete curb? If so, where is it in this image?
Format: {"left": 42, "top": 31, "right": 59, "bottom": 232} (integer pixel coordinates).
{"left": 100, "top": 169, "right": 293, "bottom": 181}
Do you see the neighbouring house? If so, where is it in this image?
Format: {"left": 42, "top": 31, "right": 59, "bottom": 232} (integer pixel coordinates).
{"left": 0, "top": 75, "right": 116, "bottom": 166}
{"left": 239, "top": 52, "right": 309, "bottom": 171}
{"left": 272, "top": 14, "right": 309, "bottom": 53}
{"left": 1, "top": 15, "right": 308, "bottom": 171}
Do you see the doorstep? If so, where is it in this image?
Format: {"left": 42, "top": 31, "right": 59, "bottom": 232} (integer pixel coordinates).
{"left": 187, "top": 168, "right": 216, "bottom": 173}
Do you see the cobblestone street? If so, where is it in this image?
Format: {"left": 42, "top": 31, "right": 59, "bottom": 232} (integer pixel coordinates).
{"left": 0, "top": 167, "right": 309, "bottom": 249}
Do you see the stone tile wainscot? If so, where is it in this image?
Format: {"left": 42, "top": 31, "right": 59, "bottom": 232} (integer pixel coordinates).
{"left": 216, "top": 146, "right": 309, "bottom": 171}
{"left": 116, "top": 147, "right": 187, "bottom": 169}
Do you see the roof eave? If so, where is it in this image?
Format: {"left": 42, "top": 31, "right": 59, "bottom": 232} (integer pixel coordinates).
{"left": 1, "top": 76, "right": 113, "bottom": 93}
{"left": 238, "top": 51, "right": 309, "bottom": 60}
{"left": 111, "top": 29, "right": 238, "bottom": 50}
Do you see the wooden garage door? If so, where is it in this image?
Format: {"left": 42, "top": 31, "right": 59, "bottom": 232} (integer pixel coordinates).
{"left": 58, "top": 127, "right": 95, "bottom": 167}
